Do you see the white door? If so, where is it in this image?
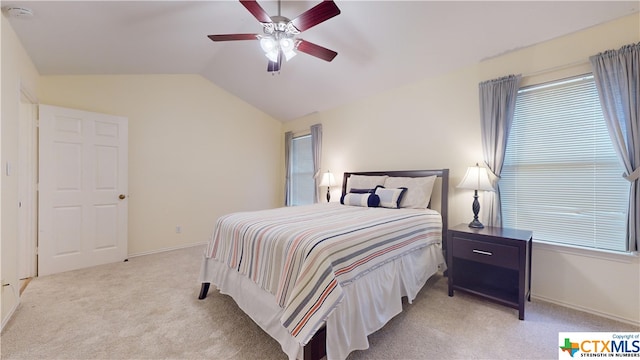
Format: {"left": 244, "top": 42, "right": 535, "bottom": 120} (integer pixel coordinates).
{"left": 38, "top": 105, "right": 128, "bottom": 276}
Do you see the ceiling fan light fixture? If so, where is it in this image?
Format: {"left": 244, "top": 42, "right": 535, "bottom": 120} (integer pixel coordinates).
{"left": 283, "top": 49, "right": 296, "bottom": 61}
{"left": 280, "top": 38, "right": 297, "bottom": 61}
{"left": 260, "top": 37, "right": 276, "bottom": 52}
{"left": 280, "top": 38, "right": 294, "bottom": 51}
{"left": 260, "top": 37, "right": 281, "bottom": 62}
{"left": 265, "top": 50, "right": 279, "bottom": 63}
{"left": 260, "top": 36, "right": 296, "bottom": 62}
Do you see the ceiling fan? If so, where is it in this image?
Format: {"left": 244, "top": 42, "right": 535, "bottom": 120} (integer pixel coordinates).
{"left": 208, "top": 0, "right": 341, "bottom": 73}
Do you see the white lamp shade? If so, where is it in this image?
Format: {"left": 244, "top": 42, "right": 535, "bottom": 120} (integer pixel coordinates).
{"left": 457, "top": 164, "right": 495, "bottom": 191}
{"left": 260, "top": 37, "right": 276, "bottom": 52}
{"left": 282, "top": 48, "right": 297, "bottom": 61}
{"left": 319, "top": 171, "right": 336, "bottom": 187}
{"left": 280, "top": 38, "right": 296, "bottom": 54}
{"left": 260, "top": 37, "right": 279, "bottom": 62}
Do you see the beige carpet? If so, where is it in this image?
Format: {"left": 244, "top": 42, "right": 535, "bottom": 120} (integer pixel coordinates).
{"left": 1, "top": 245, "right": 637, "bottom": 360}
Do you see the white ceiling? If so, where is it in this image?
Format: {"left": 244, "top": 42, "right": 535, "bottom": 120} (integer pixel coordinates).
{"left": 4, "top": 1, "right": 639, "bottom": 121}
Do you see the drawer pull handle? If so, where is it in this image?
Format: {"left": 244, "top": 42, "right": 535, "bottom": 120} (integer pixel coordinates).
{"left": 472, "top": 249, "right": 493, "bottom": 256}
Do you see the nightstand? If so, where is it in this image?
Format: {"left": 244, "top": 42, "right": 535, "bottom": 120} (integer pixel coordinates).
{"left": 447, "top": 224, "right": 532, "bottom": 320}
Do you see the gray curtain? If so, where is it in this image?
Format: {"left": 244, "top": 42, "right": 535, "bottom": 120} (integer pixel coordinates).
{"left": 284, "top": 131, "right": 293, "bottom": 206}
{"left": 479, "top": 74, "right": 522, "bottom": 227}
{"left": 590, "top": 42, "right": 640, "bottom": 252}
{"left": 310, "top": 124, "right": 322, "bottom": 203}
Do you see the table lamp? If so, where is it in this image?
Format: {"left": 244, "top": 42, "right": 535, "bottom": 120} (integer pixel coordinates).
{"left": 319, "top": 171, "right": 336, "bottom": 202}
{"left": 457, "top": 163, "right": 495, "bottom": 228}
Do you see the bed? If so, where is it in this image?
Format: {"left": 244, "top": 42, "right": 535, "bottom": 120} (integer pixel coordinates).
{"left": 198, "top": 169, "right": 449, "bottom": 360}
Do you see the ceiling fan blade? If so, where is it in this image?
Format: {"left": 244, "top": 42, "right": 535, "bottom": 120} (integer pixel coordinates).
{"left": 208, "top": 34, "right": 259, "bottom": 41}
{"left": 296, "top": 40, "right": 337, "bottom": 62}
{"left": 240, "top": 0, "right": 272, "bottom": 23}
{"left": 290, "top": 1, "right": 340, "bottom": 32}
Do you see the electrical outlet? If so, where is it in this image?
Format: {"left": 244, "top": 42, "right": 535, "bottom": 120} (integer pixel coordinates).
{"left": 176, "top": 226, "right": 182, "bottom": 234}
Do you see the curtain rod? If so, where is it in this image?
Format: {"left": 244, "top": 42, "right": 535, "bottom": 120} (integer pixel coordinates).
{"left": 523, "top": 59, "right": 590, "bottom": 78}
{"left": 287, "top": 129, "right": 311, "bottom": 137}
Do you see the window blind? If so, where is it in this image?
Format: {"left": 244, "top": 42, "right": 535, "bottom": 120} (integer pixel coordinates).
{"left": 289, "top": 135, "right": 315, "bottom": 206}
{"left": 500, "top": 75, "right": 629, "bottom": 252}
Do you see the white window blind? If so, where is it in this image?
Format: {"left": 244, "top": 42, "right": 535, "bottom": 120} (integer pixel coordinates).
{"left": 289, "top": 135, "right": 314, "bottom": 206}
{"left": 501, "top": 74, "right": 629, "bottom": 252}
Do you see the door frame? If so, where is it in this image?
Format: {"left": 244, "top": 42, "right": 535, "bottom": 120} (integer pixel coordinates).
{"left": 17, "top": 84, "right": 38, "bottom": 279}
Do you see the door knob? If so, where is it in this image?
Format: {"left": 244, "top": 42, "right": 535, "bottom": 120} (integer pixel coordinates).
{"left": 119, "top": 194, "right": 126, "bottom": 200}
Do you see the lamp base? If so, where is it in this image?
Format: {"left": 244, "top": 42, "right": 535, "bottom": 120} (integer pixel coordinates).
{"left": 468, "top": 190, "right": 484, "bottom": 228}
{"left": 468, "top": 219, "right": 485, "bottom": 229}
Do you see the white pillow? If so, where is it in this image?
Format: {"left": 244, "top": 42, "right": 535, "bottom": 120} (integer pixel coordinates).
{"left": 383, "top": 176, "right": 437, "bottom": 209}
{"left": 346, "top": 175, "right": 388, "bottom": 193}
{"left": 374, "top": 187, "right": 407, "bottom": 209}
{"left": 341, "top": 192, "right": 381, "bottom": 207}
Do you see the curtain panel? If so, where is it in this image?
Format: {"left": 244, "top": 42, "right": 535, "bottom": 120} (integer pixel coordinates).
{"left": 284, "top": 131, "right": 293, "bottom": 206}
{"left": 479, "top": 74, "right": 522, "bottom": 227}
{"left": 590, "top": 42, "right": 640, "bottom": 252}
{"left": 310, "top": 124, "right": 323, "bottom": 203}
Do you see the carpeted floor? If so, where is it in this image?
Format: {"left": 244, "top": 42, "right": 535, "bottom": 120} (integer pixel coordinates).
{"left": 1, "top": 245, "right": 637, "bottom": 359}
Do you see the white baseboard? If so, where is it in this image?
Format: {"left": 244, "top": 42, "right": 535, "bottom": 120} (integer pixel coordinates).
{"left": 531, "top": 294, "right": 640, "bottom": 327}
{"left": 1, "top": 302, "right": 19, "bottom": 332}
{"left": 1, "top": 284, "right": 21, "bottom": 332}
{"left": 127, "top": 241, "right": 208, "bottom": 259}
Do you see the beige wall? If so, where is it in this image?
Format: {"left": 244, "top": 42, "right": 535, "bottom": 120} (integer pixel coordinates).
{"left": 1, "top": 14, "right": 41, "bottom": 327}
{"left": 284, "top": 14, "right": 640, "bottom": 324}
{"left": 39, "top": 74, "right": 283, "bottom": 256}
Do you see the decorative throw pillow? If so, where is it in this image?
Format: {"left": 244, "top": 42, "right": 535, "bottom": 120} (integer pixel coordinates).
{"left": 374, "top": 187, "right": 408, "bottom": 209}
{"left": 383, "top": 176, "right": 437, "bottom": 209}
{"left": 341, "top": 192, "right": 381, "bottom": 207}
{"left": 346, "top": 175, "right": 388, "bottom": 193}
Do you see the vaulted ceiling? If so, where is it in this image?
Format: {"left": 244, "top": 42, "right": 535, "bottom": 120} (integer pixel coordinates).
{"left": 4, "top": 1, "right": 639, "bottom": 121}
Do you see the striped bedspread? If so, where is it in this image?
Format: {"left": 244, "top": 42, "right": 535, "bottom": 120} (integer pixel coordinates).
{"left": 205, "top": 203, "right": 442, "bottom": 345}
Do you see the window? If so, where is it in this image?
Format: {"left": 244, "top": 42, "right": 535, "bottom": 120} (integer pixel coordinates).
{"left": 500, "top": 74, "right": 629, "bottom": 252}
{"left": 288, "top": 134, "right": 314, "bottom": 206}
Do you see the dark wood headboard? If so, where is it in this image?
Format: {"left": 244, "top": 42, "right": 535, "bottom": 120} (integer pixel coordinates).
{"left": 341, "top": 169, "right": 449, "bottom": 234}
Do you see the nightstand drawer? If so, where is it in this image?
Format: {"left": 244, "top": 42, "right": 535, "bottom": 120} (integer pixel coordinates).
{"left": 452, "top": 237, "right": 519, "bottom": 270}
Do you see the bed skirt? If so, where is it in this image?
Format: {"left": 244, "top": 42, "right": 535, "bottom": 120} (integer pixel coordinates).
{"left": 199, "top": 243, "right": 445, "bottom": 360}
